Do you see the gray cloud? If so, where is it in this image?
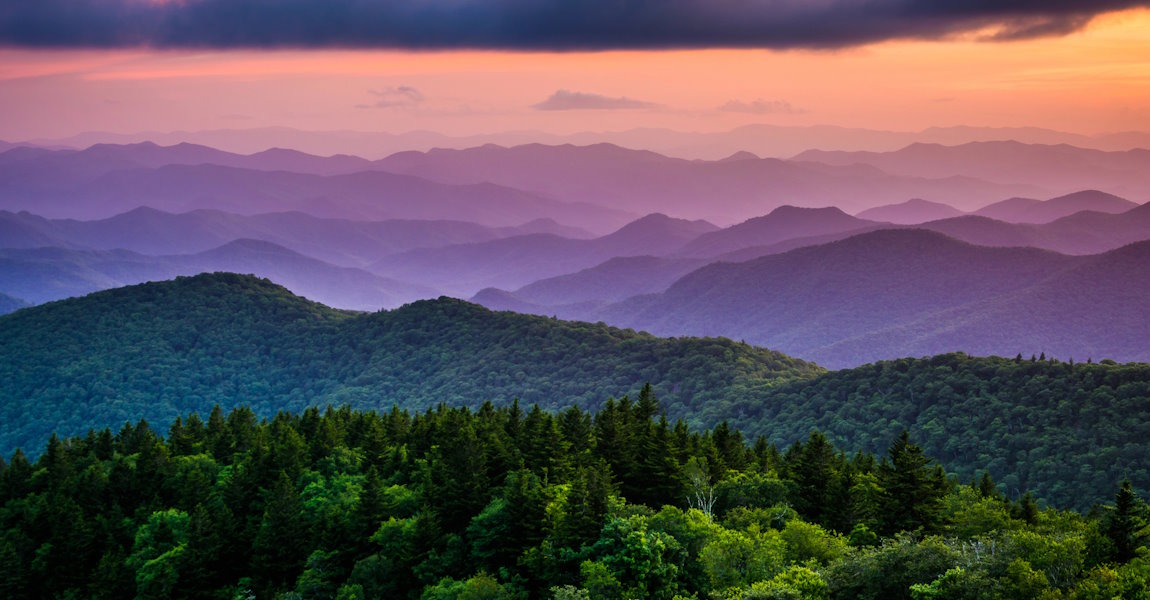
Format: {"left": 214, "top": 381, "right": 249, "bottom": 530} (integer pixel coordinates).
{"left": 359, "top": 86, "right": 425, "bottom": 109}
{"left": 0, "top": 1, "right": 1145, "bottom": 50}
{"left": 533, "top": 90, "right": 659, "bottom": 111}
{"left": 718, "top": 99, "right": 802, "bottom": 115}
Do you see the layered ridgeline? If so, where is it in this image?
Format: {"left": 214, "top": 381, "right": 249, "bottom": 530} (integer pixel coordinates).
{"left": 599, "top": 229, "right": 1150, "bottom": 369}
{"left": 3, "top": 273, "right": 1150, "bottom": 510}
{"left": 3, "top": 403, "right": 1147, "bottom": 600}
{"left": 0, "top": 273, "right": 816, "bottom": 457}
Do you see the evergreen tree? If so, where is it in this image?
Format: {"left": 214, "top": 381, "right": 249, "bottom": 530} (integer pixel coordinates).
{"left": 252, "top": 471, "right": 306, "bottom": 593}
{"left": 425, "top": 409, "right": 490, "bottom": 532}
{"left": 1106, "top": 479, "right": 1148, "bottom": 563}
{"left": 877, "top": 431, "right": 945, "bottom": 535}
{"left": 786, "top": 432, "right": 841, "bottom": 528}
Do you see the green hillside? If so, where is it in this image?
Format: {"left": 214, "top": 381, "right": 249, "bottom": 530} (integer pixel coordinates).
{"left": 0, "top": 272, "right": 817, "bottom": 456}
{"left": 724, "top": 353, "right": 1150, "bottom": 511}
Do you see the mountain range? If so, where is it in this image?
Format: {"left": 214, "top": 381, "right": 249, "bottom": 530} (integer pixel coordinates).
{"left": 794, "top": 142, "right": 1150, "bottom": 202}
{"left": 18, "top": 123, "right": 1150, "bottom": 160}
{"left": 0, "top": 146, "right": 632, "bottom": 231}
{"left": 375, "top": 142, "right": 1044, "bottom": 220}
{"left": 0, "top": 207, "right": 590, "bottom": 268}
{"left": 972, "top": 190, "right": 1138, "bottom": 223}
{"left": 370, "top": 213, "right": 716, "bottom": 296}
{"left": 7, "top": 138, "right": 1144, "bottom": 230}
{"left": 859, "top": 190, "right": 1139, "bottom": 225}
{"left": 474, "top": 197, "right": 1150, "bottom": 318}
{"left": 2, "top": 137, "right": 1149, "bottom": 371}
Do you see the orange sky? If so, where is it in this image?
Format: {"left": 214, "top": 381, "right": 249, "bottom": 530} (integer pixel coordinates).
{"left": 1, "top": 8, "right": 1148, "bottom": 141}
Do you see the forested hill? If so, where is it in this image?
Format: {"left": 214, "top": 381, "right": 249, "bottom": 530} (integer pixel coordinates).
{"left": 715, "top": 353, "right": 1150, "bottom": 511}
{"left": 0, "top": 273, "right": 818, "bottom": 456}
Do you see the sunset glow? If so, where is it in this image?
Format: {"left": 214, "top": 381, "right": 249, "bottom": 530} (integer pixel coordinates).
{"left": 2, "top": 8, "right": 1148, "bottom": 142}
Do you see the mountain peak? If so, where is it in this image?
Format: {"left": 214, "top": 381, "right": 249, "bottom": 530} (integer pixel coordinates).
{"left": 678, "top": 205, "right": 871, "bottom": 258}
{"left": 203, "top": 238, "right": 302, "bottom": 257}
{"left": 767, "top": 205, "right": 848, "bottom": 217}
{"left": 856, "top": 198, "right": 963, "bottom": 225}
{"left": 719, "top": 150, "right": 760, "bottom": 162}
{"left": 978, "top": 190, "right": 1135, "bottom": 223}
{"left": 607, "top": 212, "right": 718, "bottom": 239}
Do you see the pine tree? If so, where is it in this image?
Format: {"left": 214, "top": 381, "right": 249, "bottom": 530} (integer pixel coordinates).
{"left": 978, "top": 472, "right": 999, "bottom": 499}
{"left": 877, "top": 431, "right": 945, "bottom": 535}
{"left": 252, "top": 471, "right": 307, "bottom": 593}
{"left": 1014, "top": 492, "right": 1039, "bottom": 525}
{"left": 1106, "top": 479, "right": 1148, "bottom": 563}
{"left": 425, "top": 410, "right": 489, "bottom": 533}
{"left": 787, "top": 432, "right": 840, "bottom": 526}
{"left": 183, "top": 503, "right": 227, "bottom": 599}
{"left": 355, "top": 466, "right": 388, "bottom": 555}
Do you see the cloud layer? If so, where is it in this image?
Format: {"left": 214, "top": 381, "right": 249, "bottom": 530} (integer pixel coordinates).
{"left": 719, "top": 99, "right": 802, "bottom": 115}
{"left": 1, "top": 0, "right": 1145, "bottom": 50}
{"left": 360, "top": 86, "right": 425, "bottom": 109}
{"left": 533, "top": 90, "right": 658, "bottom": 111}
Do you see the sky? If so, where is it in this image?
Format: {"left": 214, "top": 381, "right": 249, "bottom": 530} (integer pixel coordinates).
{"left": 0, "top": 1, "right": 1148, "bottom": 141}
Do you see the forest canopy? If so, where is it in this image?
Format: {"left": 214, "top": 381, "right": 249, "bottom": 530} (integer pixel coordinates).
{"left": 2, "top": 398, "right": 1148, "bottom": 600}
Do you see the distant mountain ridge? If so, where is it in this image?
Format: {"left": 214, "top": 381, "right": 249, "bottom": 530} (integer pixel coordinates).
{"left": 590, "top": 229, "right": 1150, "bottom": 368}
{"left": 0, "top": 152, "right": 632, "bottom": 232}
{"left": 18, "top": 123, "right": 1150, "bottom": 160}
{"left": 8, "top": 138, "right": 1135, "bottom": 228}
{"left": 370, "top": 213, "right": 717, "bottom": 296}
{"left": 973, "top": 190, "right": 1138, "bottom": 223}
{"left": 374, "top": 141, "right": 1046, "bottom": 220}
{"left": 0, "top": 240, "right": 435, "bottom": 310}
{"left": 677, "top": 205, "right": 876, "bottom": 258}
{"left": 471, "top": 196, "right": 1150, "bottom": 316}
{"left": 0, "top": 207, "right": 592, "bottom": 268}
{"left": 855, "top": 198, "right": 964, "bottom": 224}
{"left": 794, "top": 142, "right": 1150, "bottom": 202}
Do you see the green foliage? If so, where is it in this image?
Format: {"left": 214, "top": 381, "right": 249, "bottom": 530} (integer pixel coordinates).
{"left": 699, "top": 525, "right": 785, "bottom": 590}
{"left": 779, "top": 520, "right": 846, "bottom": 566}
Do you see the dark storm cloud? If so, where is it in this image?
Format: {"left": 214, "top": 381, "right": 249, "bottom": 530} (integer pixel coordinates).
{"left": 1, "top": 0, "right": 1146, "bottom": 50}
{"left": 533, "top": 90, "right": 658, "bottom": 111}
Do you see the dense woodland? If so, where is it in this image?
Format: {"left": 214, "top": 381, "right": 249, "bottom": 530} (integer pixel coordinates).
{"left": 2, "top": 395, "right": 1148, "bottom": 599}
